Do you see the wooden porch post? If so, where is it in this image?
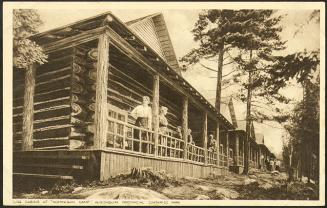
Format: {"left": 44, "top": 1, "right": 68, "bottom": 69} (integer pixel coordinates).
{"left": 202, "top": 112, "right": 208, "bottom": 165}
{"left": 93, "top": 33, "right": 110, "bottom": 149}
{"left": 152, "top": 75, "right": 160, "bottom": 156}
{"left": 258, "top": 146, "right": 262, "bottom": 169}
{"left": 216, "top": 123, "right": 220, "bottom": 167}
{"left": 226, "top": 131, "right": 229, "bottom": 168}
{"left": 235, "top": 133, "right": 239, "bottom": 166}
{"left": 22, "top": 64, "right": 36, "bottom": 151}
{"left": 182, "top": 97, "right": 188, "bottom": 160}
{"left": 242, "top": 137, "right": 245, "bottom": 167}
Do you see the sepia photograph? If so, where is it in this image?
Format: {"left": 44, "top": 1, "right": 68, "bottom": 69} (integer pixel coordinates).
{"left": 3, "top": 1, "right": 325, "bottom": 206}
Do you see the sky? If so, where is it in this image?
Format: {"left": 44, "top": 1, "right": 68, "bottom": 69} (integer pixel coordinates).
{"left": 37, "top": 9, "right": 320, "bottom": 156}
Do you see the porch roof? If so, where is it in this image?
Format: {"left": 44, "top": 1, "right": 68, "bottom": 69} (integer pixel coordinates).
{"left": 31, "top": 11, "right": 234, "bottom": 130}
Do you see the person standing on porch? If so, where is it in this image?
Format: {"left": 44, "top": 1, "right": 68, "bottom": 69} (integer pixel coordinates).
{"left": 208, "top": 134, "right": 217, "bottom": 152}
{"left": 131, "top": 96, "right": 152, "bottom": 152}
{"left": 159, "top": 106, "right": 169, "bottom": 156}
{"left": 159, "top": 106, "right": 168, "bottom": 135}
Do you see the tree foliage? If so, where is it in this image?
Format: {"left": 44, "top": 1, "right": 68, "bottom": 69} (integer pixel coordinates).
{"left": 13, "top": 9, "right": 47, "bottom": 69}
{"left": 282, "top": 73, "right": 319, "bottom": 182}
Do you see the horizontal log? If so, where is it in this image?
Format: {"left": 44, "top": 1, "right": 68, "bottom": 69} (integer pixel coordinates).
{"left": 13, "top": 69, "right": 25, "bottom": 84}
{"left": 87, "top": 102, "right": 95, "bottom": 111}
{"left": 14, "top": 125, "right": 71, "bottom": 140}
{"left": 73, "top": 55, "right": 87, "bottom": 67}
{"left": 72, "top": 82, "right": 85, "bottom": 94}
{"left": 34, "top": 106, "right": 71, "bottom": 121}
{"left": 15, "top": 163, "right": 83, "bottom": 170}
{"left": 71, "top": 116, "right": 86, "bottom": 126}
{"left": 74, "top": 47, "right": 88, "bottom": 57}
{"left": 71, "top": 126, "right": 85, "bottom": 134}
{"left": 72, "top": 62, "right": 86, "bottom": 75}
{"left": 35, "top": 76, "right": 71, "bottom": 94}
{"left": 37, "top": 56, "right": 73, "bottom": 73}
{"left": 71, "top": 93, "right": 87, "bottom": 104}
{"left": 87, "top": 70, "right": 97, "bottom": 81}
{"left": 36, "top": 66, "right": 71, "bottom": 83}
{"left": 33, "top": 137, "right": 69, "bottom": 148}
{"left": 47, "top": 47, "right": 74, "bottom": 60}
{"left": 13, "top": 173, "right": 73, "bottom": 179}
{"left": 86, "top": 124, "right": 94, "bottom": 133}
{"left": 14, "top": 104, "right": 71, "bottom": 118}
{"left": 72, "top": 73, "right": 85, "bottom": 85}
{"left": 85, "top": 61, "right": 97, "bottom": 69}
{"left": 13, "top": 96, "right": 71, "bottom": 114}
{"left": 13, "top": 87, "right": 71, "bottom": 107}
{"left": 70, "top": 132, "right": 86, "bottom": 139}
{"left": 42, "top": 26, "right": 105, "bottom": 54}
{"left": 14, "top": 115, "right": 71, "bottom": 130}
{"left": 71, "top": 102, "right": 87, "bottom": 119}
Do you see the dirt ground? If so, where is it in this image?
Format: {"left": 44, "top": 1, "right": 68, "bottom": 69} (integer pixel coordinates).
{"left": 13, "top": 169, "right": 319, "bottom": 200}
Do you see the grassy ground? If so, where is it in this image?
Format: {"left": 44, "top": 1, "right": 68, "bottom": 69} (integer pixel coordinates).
{"left": 13, "top": 169, "right": 319, "bottom": 200}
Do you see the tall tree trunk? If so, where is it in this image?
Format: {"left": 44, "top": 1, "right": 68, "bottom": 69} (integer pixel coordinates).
{"left": 243, "top": 50, "right": 253, "bottom": 175}
{"left": 288, "top": 142, "right": 294, "bottom": 181}
{"left": 307, "top": 143, "right": 312, "bottom": 184}
{"left": 22, "top": 64, "right": 36, "bottom": 151}
{"left": 215, "top": 42, "right": 224, "bottom": 113}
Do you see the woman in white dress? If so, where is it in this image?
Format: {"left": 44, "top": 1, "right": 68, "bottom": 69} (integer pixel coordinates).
{"left": 131, "top": 96, "right": 152, "bottom": 151}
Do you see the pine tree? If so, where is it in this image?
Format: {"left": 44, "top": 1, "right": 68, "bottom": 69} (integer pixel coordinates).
{"left": 13, "top": 9, "right": 47, "bottom": 150}
{"left": 13, "top": 9, "right": 47, "bottom": 69}
{"left": 181, "top": 9, "right": 288, "bottom": 174}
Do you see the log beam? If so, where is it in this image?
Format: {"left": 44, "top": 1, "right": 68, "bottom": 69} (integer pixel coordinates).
{"left": 22, "top": 64, "right": 36, "bottom": 151}
{"left": 182, "top": 97, "right": 188, "bottom": 160}
{"left": 152, "top": 75, "right": 160, "bottom": 157}
{"left": 93, "top": 33, "right": 110, "bottom": 149}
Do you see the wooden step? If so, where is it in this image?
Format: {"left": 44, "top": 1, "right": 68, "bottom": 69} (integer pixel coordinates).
{"left": 15, "top": 163, "right": 84, "bottom": 170}
{"left": 13, "top": 172, "right": 74, "bottom": 180}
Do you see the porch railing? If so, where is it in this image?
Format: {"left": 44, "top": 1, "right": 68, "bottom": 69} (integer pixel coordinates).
{"left": 207, "top": 150, "right": 218, "bottom": 165}
{"left": 106, "top": 117, "right": 243, "bottom": 168}
{"left": 158, "top": 133, "right": 184, "bottom": 158}
{"left": 229, "top": 156, "right": 234, "bottom": 166}
{"left": 107, "top": 117, "right": 155, "bottom": 154}
{"left": 187, "top": 144, "right": 205, "bottom": 163}
{"left": 237, "top": 156, "right": 244, "bottom": 166}
{"left": 219, "top": 153, "right": 228, "bottom": 167}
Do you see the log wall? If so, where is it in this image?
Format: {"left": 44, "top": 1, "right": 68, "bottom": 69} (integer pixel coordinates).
{"left": 13, "top": 48, "right": 76, "bottom": 150}
{"left": 13, "top": 69, "right": 25, "bottom": 150}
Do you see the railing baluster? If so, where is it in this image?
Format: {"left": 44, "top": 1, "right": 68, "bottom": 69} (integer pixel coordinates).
{"left": 139, "top": 129, "right": 142, "bottom": 153}
{"left": 122, "top": 124, "right": 126, "bottom": 150}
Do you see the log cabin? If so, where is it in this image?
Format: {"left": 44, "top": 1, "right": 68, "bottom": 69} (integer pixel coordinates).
{"left": 13, "top": 11, "right": 275, "bottom": 182}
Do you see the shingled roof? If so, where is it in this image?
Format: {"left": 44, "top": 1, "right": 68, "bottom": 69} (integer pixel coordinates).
{"left": 126, "top": 13, "right": 181, "bottom": 75}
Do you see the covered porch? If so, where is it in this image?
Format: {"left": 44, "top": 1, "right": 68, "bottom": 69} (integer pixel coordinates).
{"left": 13, "top": 12, "right": 235, "bottom": 181}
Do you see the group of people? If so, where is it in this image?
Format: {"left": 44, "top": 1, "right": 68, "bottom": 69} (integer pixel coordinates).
{"left": 130, "top": 96, "right": 169, "bottom": 152}
{"left": 130, "top": 96, "right": 169, "bottom": 134}
{"left": 265, "top": 158, "right": 281, "bottom": 172}
{"left": 129, "top": 96, "right": 219, "bottom": 154}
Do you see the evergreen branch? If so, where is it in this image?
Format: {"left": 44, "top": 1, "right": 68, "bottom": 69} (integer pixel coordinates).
{"left": 199, "top": 63, "right": 217, "bottom": 72}
{"left": 223, "top": 61, "right": 235, "bottom": 66}
{"left": 222, "top": 69, "right": 239, "bottom": 78}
